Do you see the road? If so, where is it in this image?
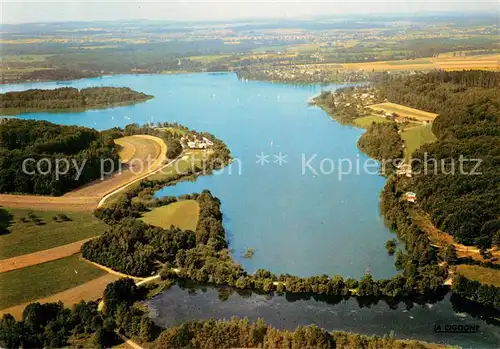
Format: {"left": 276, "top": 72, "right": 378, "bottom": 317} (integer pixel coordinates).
{"left": 0, "top": 135, "right": 172, "bottom": 211}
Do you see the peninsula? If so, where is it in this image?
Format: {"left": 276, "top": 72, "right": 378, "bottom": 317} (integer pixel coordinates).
{"left": 0, "top": 87, "right": 153, "bottom": 115}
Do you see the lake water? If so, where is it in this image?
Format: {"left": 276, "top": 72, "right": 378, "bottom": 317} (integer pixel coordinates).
{"left": 145, "top": 282, "right": 500, "bottom": 349}
{"left": 3, "top": 73, "right": 499, "bottom": 347}
{"left": 2, "top": 73, "right": 396, "bottom": 279}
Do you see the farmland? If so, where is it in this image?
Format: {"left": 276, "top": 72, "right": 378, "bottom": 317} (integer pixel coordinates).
{"left": 0, "top": 209, "right": 107, "bottom": 259}
{"left": 342, "top": 54, "right": 500, "bottom": 72}
{"left": 367, "top": 102, "right": 438, "bottom": 122}
{"left": 0, "top": 255, "right": 105, "bottom": 310}
{"left": 141, "top": 200, "right": 200, "bottom": 231}
{"left": 0, "top": 273, "right": 121, "bottom": 320}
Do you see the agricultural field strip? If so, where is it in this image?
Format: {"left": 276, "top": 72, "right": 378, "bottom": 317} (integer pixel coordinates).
{"left": 0, "top": 238, "right": 93, "bottom": 273}
{"left": 0, "top": 273, "right": 121, "bottom": 320}
{"left": 367, "top": 102, "right": 438, "bottom": 121}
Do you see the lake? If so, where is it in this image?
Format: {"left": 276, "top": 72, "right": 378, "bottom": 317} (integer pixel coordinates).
{"left": 2, "top": 73, "right": 396, "bottom": 279}
{"left": 3, "top": 73, "right": 499, "bottom": 347}
{"left": 145, "top": 282, "right": 500, "bottom": 349}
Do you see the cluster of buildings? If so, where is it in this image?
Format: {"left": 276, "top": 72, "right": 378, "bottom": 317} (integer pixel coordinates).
{"left": 181, "top": 136, "right": 214, "bottom": 149}
{"left": 404, "top": 192, "right": 417, "bottom": 203}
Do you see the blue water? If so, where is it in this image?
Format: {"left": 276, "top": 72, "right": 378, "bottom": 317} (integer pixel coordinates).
{"left": 2, "top": 73, "right": 396, "bottom": 279}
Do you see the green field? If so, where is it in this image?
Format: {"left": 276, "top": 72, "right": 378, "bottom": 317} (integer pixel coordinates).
{"left": 400, "top": 124, "right": 437, "bottom": 160}
{"left": 456, "top": 265, "right": 500, "bottom": 287}
{"left": 0, "top": 209, "right": 108, "bottom": 259}
{"left": 141, "top": 200, "right": 200, "bottom": 231}
{"left": 0, "top": 255, "right": 105, "bottom": 309}
{"left": 354, "top": 115, "right": 393, "bottom": 128}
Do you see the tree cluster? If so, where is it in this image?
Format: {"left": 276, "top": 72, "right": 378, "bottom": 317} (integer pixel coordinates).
{"left": 81, "top": 219, "right": 196, "bottom": 276}
{"left": 152, "top": 317, "right": 434, "bottom": 349}
{"left": 452, "top": 274, "right": 500, "bottom": 310}
{"left": 358, "top": 123, "right": 404, "bottom": 171}
{"left": 0, "top": 87, "right": 152, "bottom": 110}
{"left": 165, "top": 138, "right": 183, "bottom": 159}
{"left": 0, "top": 119, "right": 119, "bottom": 195}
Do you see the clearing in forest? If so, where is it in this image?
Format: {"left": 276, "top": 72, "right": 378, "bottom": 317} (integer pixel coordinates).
{"left": 141, "top": 200, "right": 200, "bottom": 231}
{"left": 400, "top": 123, "right": 437, "bottom": 160}
{"left": 367, "top": 102, "right": 438, "bottom": 122}
{"left": 353, "top": 115, "right": 393, "bottom": 128}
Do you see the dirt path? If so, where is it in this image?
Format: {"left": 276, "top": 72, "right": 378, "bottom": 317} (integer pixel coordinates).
{"left": 0, "top": 238, "right": 93, "bottom": 273}
{"left": 0, "top": 135, "right": 168, "bottom": 211}
{"left": 412, "top": 209, "right": 500, "bottom": 263}
{"left": 0, "top": 273, "right": 121, "bottom": 320}
{"left": 97, "top": 154, "right": 181, "bottom": 208}
{"left": 116, "top": 332, "right": 145, "bottom": 349}
{"left": 82, "top": 259, "right": 145, "bottom": 281}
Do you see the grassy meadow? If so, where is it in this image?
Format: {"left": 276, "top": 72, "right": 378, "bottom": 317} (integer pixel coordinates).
{"left": 141, "top": 200, "right": 200, "bottom": 231}
{"left": 0, "top": 209, "right": 108, "bottom": 259}
{"left": 354, "top": 115, "right": 393, "bottom": 128}
{"left": 400, "top": 124, "right": 437, "bottom": 160}
{"left": 0, "top": 255, "right": 105, "bottom": 309}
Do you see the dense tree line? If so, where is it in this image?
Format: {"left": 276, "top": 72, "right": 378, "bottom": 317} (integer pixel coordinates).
{"left": 0, "top": 278, "right": 156, "bottom": 348}
{"left": 452, "top": 274, "right": 500, "bottom": 310}
{"left": 376, "top": 71, "right": 500, "bottom": 247}
{"left": 0, "top": 119, "right": 119, "bottom": 195}
{"left": 0, "top": 68, "right": 100, "bottom": 85}
{"left": 0, "top": 87, "right": 152, "bottom": 110}
{"left": 152, "top": 317, "right": 435, "bottom": 349}
{"left": 358, "top": 123, "right": 404, "bottom": 173}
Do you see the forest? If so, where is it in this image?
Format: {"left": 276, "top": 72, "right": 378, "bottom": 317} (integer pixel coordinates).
{"left": 152, "top": 318, "right": 434, "bottom": 349}
{"left": 0, "top": 87, "right": 152, "bottom": 111}
{"left": 357, "top": 123, "right": 404, "bottom": 173}
{"left": 376, "top": 71, "right": 500, "bottom": 248}
{"left": 0, "top": 119, "right": 119, "bottom": 195}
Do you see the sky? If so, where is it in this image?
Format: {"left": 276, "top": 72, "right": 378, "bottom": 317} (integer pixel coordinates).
{"left": 2, "top": 0, "right": 498, "bottom": 24}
